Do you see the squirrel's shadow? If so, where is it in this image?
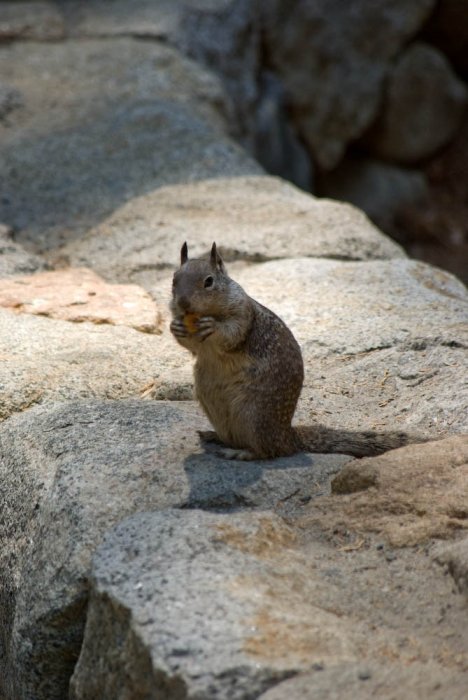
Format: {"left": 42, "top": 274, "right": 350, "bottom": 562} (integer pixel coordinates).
{"left": 182, "top": 447, "right": 329, "bottom": 512}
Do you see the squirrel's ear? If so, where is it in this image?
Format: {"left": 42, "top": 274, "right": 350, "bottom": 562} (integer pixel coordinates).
{"left": 210, "top": 242, "right": 226, "bottom": 273}
{"left": 180, "top": 241, "right": 188, "bottom": 266}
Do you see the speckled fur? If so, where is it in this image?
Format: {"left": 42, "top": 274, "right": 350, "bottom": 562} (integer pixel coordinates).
{"left": 170, "top": 243, "right": 422, "bottom": 460}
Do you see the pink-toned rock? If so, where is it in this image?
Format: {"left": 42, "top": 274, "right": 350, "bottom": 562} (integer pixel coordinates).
{"left": 0, "top": 268, "right": 162, "bottom": 334}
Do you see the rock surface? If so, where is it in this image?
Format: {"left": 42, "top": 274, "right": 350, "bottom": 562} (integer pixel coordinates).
{"left": 0, "top": 268, "right": 162, "bottom": 333}
{"left": 0, "top": 2, "right": 65, "bottom": 41}
{"left": 308, "top": 435, "right": 468, "bottom": 546}
{"left": 61, "top": 0, "right": 181, "bottom": 40}
{"left": 1, "top": 3, "right": 468, "bottom": 699}
{"left": 262, "top": 0, "right": 436, "bottom": 168}
{"left": 0, "top": 399, "right": 347, "bottom": 700}
{"left": 0, "top": 38, "right": 260, "bottom": 250}
{"left": 365, "top": 43, "right": 467, "bottom": 164}
{"left": 424, "top": 0, "right": 468, "bottom": 78}
{"left": 258, "top": 662, "right": 468, "bottom": 700}
{"left": 318, "top": 157, "right": 429, "bottom": 237}
{"left": 68, "top": 507, "right": 468, "bottom": 699}
{"left": 434, "top": 535, "right": 468, "bottom": 600}
{"left": 69, "top": 510, "right": 303, "bottom": 700}
{"left": 234, "top": 258, "right": 468, "bottom": 437}
{"left": 0, "top": 224, "right": 46, "bottom": 277}
{"left": 59, "top": 176, "right": 405, "bottom": 284}
{"left": 0, "top": 307, "right": 175, "bottom": 420}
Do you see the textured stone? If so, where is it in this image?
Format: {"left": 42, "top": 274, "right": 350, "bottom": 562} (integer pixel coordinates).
{"left": 0, "top": 268, "right": 162, "bottom": 333}
{"left": 0, "top": 307, "right": 177, "bottom": 421}
{"left": 302, "top": 436, "right": 468, "bottom": 547}
{"left": 0, "top": 81, "right": 22, "bottom": 120}
{"left": 424, "top": 0, "right": 468, "bottom": 77}
{"left": 262, "top": 0, "right": 436, "bottom": 168}
{"left": 318, "top": 156, "right": 429, "bottom": 237}
{"left": 70, "top": 508, "right": 468, "bottom": 700}
{"left": 69, "top": 510, "right": 308, "bottom": 700}
{"left": 258, "top": 662, "right": 468, "bottom": 700}
{"left": 60, "top": 176, "right": 405, "bottom": 284}
{"left": 235, "top": 258, "right": 468, "bottom": 437}
{"left": 434, "top": 535, "right": 468, "bottom": 600}
{"left": 365, "top": 43, "right": 467, "bottom": 164}
{"left": 1, "top": 254, "right": 466, "bottom": 438}
{"left": 0, "top": 224, "right": 46, "bottom": 277}
{"left": 0, "top": 2, "right": 65, "bottom": 41}
{"left": 0, "top": 399, "right": 347, "bottom": 700}
{"left": 61, "top": 0, "right": 181, "bottom": 40}
{"left": 0, "top": 38, "right": 260, "bottom": 250}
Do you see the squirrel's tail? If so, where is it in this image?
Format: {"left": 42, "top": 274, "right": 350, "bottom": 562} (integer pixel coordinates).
{"left": 294, "top": 424, "right": 428, "bottom": 458}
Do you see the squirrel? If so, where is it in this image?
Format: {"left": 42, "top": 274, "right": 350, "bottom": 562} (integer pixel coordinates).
{"left": 170, "top": 242, "right": 418, "bottom": 461}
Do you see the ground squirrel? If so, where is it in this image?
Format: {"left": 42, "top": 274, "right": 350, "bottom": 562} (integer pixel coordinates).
{"left": 170, "top": 242, "right": 416, "bottom": 461}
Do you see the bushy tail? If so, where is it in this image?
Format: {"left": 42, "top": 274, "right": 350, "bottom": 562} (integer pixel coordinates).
{"left": 294, "top": 424, "right": 428, "bottom": 458}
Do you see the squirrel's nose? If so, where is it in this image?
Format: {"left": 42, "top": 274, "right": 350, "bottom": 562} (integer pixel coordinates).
{"left": 177, "top": 295, "right": 191, "bottom": 312}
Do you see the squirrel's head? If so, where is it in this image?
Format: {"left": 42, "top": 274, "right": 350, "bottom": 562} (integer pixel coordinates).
{"left": 171, "top": 242, "right": 234, "bottom": 317}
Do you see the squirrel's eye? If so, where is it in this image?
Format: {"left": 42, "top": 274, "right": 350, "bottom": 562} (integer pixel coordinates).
{"left": 204, "top": 275, "right": 214, "bottom": 288}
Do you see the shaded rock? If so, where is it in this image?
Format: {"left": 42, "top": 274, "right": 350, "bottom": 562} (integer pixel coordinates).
{"left": 262, "top": 0, "right": 436, "bottom": 168}
{"left": 0, "top": 268, "right": 162, "bottom": 333}
{"left": 61, "top": 0, "right": 181, "bottom": 40}
{"left": 258, "top": 662, "right": 468, "bottom": 700}
{"left": 318, "top": 156, "right": 429, "bottom": 238}
{"left": 0, "top": 224, "right": 46, "bottom": 277}
{"left": 0, "top": 81, "right": 22, "bottom": 120}
{"left": 424, "top": 0, "right": 468, "bottom": 78}
{"left": 59, "top": 176, "right": 405, "bottom": 284}
{"left": 0, "top": 399, "right": 348, "bottom": 700}
{"left": 0, "top": 2, "right": 65, "bottom": 42}
{"left": 180, "top": 0, "right": 262, "bottom": 149}
{"left": 365, "top": 43, "right": 467, "bottom": 164}
{"left": 253, "top": 70, "right": 313, "bottom": 191}
{"left": 0, "top": 38, "right": 260, "bottom": 250}
{"left": 301, "top": 436, "right": 468, "bottom": 547}
{"left": 434, "top": 535, "right": 468, "bottom": 599}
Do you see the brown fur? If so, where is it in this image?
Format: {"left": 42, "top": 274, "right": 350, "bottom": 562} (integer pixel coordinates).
{"left": 170, "top": 243, "right": 422, "bottom": 460}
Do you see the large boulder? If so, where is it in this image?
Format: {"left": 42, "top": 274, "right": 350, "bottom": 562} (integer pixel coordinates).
{"left": 424, "top": 0, "right": 468, "bottom": 78}
{"left": 233, "top": 258, "right": 468, "bottom": 436}
{"left": 69, "top": 510, "right": 314, "bottom": 699}
{"left": 0, "top": 2, "right": 65, "bottom": 41}
{"left": 258, "top": 662, "right": 468, "bottom": 700}
{"left": 59, "top": 176, "right": 405, "bottom": 285}
{"left": 365, "top": 43, "right": 467, "bottom": 164}
{"left": 0, "top": 399, "right": 347, "bottom": 700}
{"left": 261, "top": 0, "right": 436, "bottom": 168}
{"left": 1, "top": 253, "right": 466, "bottom": 437}
{"left": 0, "top": 225, "right": 46, "bottom": 277}
{"left": 312, "top": 436, "right": 468, "bottom": 547}
{"left": 317, "top": 157, "right": 429, "bottom": 237}
{"left": 0, "top": 305, "right": 177, "bottom": 421}
{"left": 69, "top": 504, "right": 468, "bottom": 698}
{"left": 0, "top": 38, "right": 260, "bottom": 251}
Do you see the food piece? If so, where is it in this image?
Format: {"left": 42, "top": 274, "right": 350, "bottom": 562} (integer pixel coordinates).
{"left": 183, "top": 313, "right": 199, "bottom": 334}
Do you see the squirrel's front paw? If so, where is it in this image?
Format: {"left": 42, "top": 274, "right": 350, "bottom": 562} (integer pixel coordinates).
{"left": 170, "top": 318, "right": 188, "bottom": 339}
{"left": 196, "top": 316, "right": 216, "bottom": 340}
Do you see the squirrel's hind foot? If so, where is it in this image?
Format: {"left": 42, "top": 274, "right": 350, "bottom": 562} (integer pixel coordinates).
{"left": 218, "top": 447, "right": 257, "bottom": 461}
{"left": 198, "top": 431, "right": 256, "bottom": 460}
